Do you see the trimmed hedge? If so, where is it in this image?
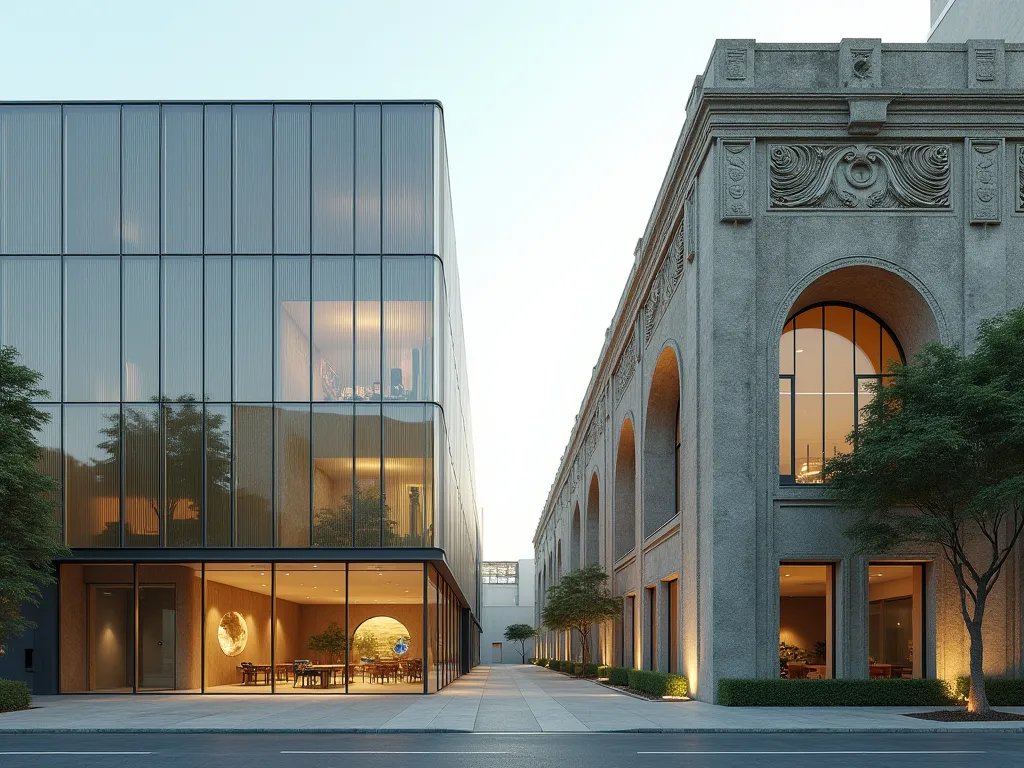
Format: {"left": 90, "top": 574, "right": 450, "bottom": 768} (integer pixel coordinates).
{"left": 534, "top": 658, "right": 548, "bottom": 667}
{"left": 582, "top": 663, "right": 600, "bottom": 678}
{"left": 627, "top": 669, "right": 689, "bottom": 698}
{"left": 718, "top": 678, "right": 955, "bottom": 707}
{"left": 549, "top": 660, "right": 565, "bottom": 672}
{"left": 954, "top": 676, "right": 1024, "bottom": 706}
{"left": 0, "top": 680, "right": 30, "bottom": 713}
{"left": 607, "top": 666, "right": 631, "bottom": 686}
{"left": 597, "top": 665, "right": 612, "bottom": 679}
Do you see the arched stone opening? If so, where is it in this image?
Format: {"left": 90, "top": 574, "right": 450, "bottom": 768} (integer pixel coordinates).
{"left": 585, "top": 473, "right": 600, "bottom": 566}
{"left": 643, "top": 345, "right": 681, "bottom": 538}
{"left": 614, "top": 418, "right": 637, "bottom": 561}
{"left": 570, "top": 503, "right": 581, "bottom": 571}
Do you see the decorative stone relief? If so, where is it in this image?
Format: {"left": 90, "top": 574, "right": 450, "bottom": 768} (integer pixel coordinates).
{"left": 968, "top": 40, "right": 1005, "bottom": 88}
{"left": 613, "top": 333, "right": 637, "bottom": 405}
{"left": 725, "top": 48, "right": 746, "bottom": 80}
{"left": 968, "top": 139, "right": 1001, "bottom": 224}
{"left": 717, "top": 40, "right": 753, "bottom": 85}
{"left": 672, "top": 220, "right": 686, "bottom": 278}
{"left": 685, "top": 184, "right": 697, "bottom": 262}
{"left": 840, "top": 39, "right": 881, "bottom": 89}
{"left": 1017, "top": 146, "right": 1024, "bottom": 213}
{"left": 720, "top": 139, "right": 753, "bottom": 221}
{"left": 768, "top": 144, "right": 950, "bottom": 210}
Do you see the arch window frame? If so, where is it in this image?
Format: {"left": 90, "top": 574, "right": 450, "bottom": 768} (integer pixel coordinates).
{"left": 779, "top": 301, "right": 905, "bottom": 486}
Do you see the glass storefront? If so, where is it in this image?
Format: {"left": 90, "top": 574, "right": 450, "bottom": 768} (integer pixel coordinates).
{"left": 58, "top": 561, "right": 464, "bottom": 694}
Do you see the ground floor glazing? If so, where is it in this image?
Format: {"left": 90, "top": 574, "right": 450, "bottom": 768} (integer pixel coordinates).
{"left": 58, "top": 561, "right": 469, "bottom": 694}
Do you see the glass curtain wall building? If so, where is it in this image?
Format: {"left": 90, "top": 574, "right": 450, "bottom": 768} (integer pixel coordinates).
{"left": 0, "top": 101, "right": 480, "bottom": 694}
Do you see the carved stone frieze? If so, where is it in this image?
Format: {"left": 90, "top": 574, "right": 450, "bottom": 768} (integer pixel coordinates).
{"left": 1017, "top": 146, "right": 1024, "bottom": 213}
{"left": 768, "top": 144, "right": 950, "bottom": 210}
{"left": 969, "top": 139, "right": 1001, "bottom": 224}
{"left": 613, "top": 333, "right": 637, "bottom": 405}
{"left": 685, "top": 184, "right": 697, "bottom": 263}
{"left": 720, "top": 139, "right": 753, "bottom": 221}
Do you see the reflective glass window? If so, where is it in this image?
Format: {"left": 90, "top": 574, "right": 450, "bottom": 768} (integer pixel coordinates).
{"left": 312, "top": 404, "right": 354, "bottom": 548}
{"left": 205, "top": 405, "right": 232, "bottom": 547}
{"left": 275, "top": 256, "right": 311, "bottom": 401}
{"left": 233, "top": 256, "right": 272, "bottom": 402}
{"left": 123, "top": 256, "right": 159, "bottom": 402}
{"left": 123, "top": 403, "right": 161, "bottom": 547}
{"left": 383, "top": 403, "right": 433, "bottom": 547}
{"left": 233, "top": 404, "right": 273, "bottom": 546}
{"left": 204, "top": 255, "right": 231, "bottom": 402}
{"left": 163, "top": 256, "right": 203, "bottom": 400}
{"left": 66, "top": 256, "right": 120, "bottom": 402}
{"left": 383, "top": 256, "right": 432, "bottom": 401}
{"left": 0, "top": 256, "right": 61, "bottom": 400}
{"left": 276, "top": 404, "right": 311, "bottom": 547}
{"left": 65, "top": 405, "right": 120, "bottom": 547}
{"left": 354, "top": 257, "right": 381, "bottom": 401}
{"left": 313, "top": 256, "right": 354, "bottom": 402}
{"left": 354, "top": 404, "right": 381, "bottom": 546}
{"left": 165, "top": 401, "right": 204, "bottom": 547}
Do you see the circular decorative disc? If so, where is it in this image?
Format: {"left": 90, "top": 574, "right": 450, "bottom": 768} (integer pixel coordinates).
{"left": 218, "top": 611, "right": 248, "bottom": 657}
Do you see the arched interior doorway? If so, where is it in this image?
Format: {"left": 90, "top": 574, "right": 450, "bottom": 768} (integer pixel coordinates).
{"left": 570, "top": 503, "right": 581, "bottom": 571}
{"left": 614, "top": 418, "right": 636, "bottom": 561}
{"left": 644, "top": 346, "right": 681, "bottom": 537}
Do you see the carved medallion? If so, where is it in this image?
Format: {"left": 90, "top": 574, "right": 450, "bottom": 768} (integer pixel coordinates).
{"left": 969, "top": 139, "right": 1001, "bottom": 224}
{"left": 768, "top": 144, "right": 950, "bottom": 210}
{"left": 720, "top": 139, "right": 753, "bottom": 221}
{"left": 1018, "top": 146, "right": 1024, "bottom": 213}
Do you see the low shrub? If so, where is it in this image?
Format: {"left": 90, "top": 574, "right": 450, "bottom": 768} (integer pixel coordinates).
{"left": 0, "top": 680, "right": 30, "bottom": 713}
{"left": 607, "top": 666, "right": 631, "bottom": 686}
{"left": 627, "top": 669, "right": 689, "bottom": 698}
{"left": 582, "top": 663, "right": 600, "bottom": 678}
{"left": 597, "top": 665, "right": 612, "bottom": 679}
{"left": 549, "top": 660, "right": 564, "bottom": 672}
{"left": 572, "top": 663, "right": 585, "bottom": 676}
{"left": 953, "top": 676, "right": 1024, "bottom": 706}
{"left": 534, "top": 658, "right": 548, "bottom": 667}
{"left": 718, "top": 678, "right": 955, "bottom": 707}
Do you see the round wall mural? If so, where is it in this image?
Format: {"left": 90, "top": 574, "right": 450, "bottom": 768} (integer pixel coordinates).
{"left": 217, "top": 611, "right": 248, "bottom": 657}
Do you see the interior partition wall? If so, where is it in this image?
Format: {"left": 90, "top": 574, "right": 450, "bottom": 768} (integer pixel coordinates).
{"left": 59, "top": 561, "right": 465, "bottom": 694}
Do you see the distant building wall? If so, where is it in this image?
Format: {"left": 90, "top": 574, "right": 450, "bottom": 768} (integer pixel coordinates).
{"left": 929, "top": 0, "right": 1024, "bottom": 42}
{"left": 481, "top": 559, "right": 536, "bottom": 663}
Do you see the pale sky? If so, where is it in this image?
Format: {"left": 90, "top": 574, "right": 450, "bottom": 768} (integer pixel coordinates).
{"left": 0, "top": 0, "right": 930, "bottom": 560}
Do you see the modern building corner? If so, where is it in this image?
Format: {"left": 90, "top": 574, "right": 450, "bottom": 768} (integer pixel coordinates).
{"left": 0, "top": 101, "right": 482, "bottom": 695}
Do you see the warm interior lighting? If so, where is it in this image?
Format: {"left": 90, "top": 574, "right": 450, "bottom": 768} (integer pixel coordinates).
{"left": 217, "top": 611, "right": 248, "bottom": 657}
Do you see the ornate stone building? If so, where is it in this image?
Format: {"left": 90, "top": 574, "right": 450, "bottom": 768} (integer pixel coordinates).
{"left": 533, "top": 39, "right": 1024, "bottom": 702}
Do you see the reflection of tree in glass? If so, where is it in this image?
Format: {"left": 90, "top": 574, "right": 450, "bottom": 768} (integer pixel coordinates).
{"left": 99, "top": 396, "right": 230, "bottom": 546}
{"left": 313, "top": 484, "right": 409, "bottom": 547}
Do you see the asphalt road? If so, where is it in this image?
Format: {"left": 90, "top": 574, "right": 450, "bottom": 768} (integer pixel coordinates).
{"left": 0, "top": 732, "right": 1016, "bottom": 768}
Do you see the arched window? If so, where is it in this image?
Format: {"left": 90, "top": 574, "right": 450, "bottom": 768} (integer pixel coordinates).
{"left": 614, "top": 418, "right": 637, "bottom": 560}
{"left": 585, "top": 473, "right": 600, "bottom": 566}
{"left": 643, "top": 347, "right": 680, "bottom": 537}
{"left": 570, "top": 503, "right": 581, "bottom": 571}
{"left": 779, "top": 303, "right": 904, "bottom": 484}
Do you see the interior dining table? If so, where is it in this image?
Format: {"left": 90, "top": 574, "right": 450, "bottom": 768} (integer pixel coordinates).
{"left": 308, "top": 663, "right": 347, "bottom": 688}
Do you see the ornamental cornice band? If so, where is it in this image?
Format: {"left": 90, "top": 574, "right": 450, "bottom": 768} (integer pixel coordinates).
{"left": 613, "top": 333, "right": 637, "bottom": 405}
{"left": 769, "top": 144, "right": 950, "bottom": 210}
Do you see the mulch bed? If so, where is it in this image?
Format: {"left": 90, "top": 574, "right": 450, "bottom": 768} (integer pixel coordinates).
{"left": 906, "top": 710, "right": 1024, "bottom": 722}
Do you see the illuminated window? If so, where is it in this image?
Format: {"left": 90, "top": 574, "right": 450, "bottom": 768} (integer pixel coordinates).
{"left": 779, "top": 304, "right": 903, "bottom": 484}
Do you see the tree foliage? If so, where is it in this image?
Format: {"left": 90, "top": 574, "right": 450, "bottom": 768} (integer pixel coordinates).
{"left": 503, "top": 623, "right": 540, "bottom": 664}
{"left": 542, "top": 564, "right": 620, "bottom": 666}
{"left": 825, "top": 308, "right": 1024, "bottom": 714}
{"left": 0, "top": 346, "right": 70, "bottom": 646}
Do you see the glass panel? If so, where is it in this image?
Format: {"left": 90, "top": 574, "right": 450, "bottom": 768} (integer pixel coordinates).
{"left": 313, "top": 256, "right": 354, "bottom": 402}
{"left": 868, "top": 564, "right": 922, "bottom": 678}
{"left": 348, "top": 563, "right": 424, "bottom": 693}
{"left": 163, "top": 256, "right": 203, "bottom": 400}
{"left": 34, "top": 404, "right": 62, "bottom": 527}
{"left": 427, "top": 565, "right": 438, "bottom": 692}
{"left": 233, "top": 256, "right": 272, "bottom": 402}
{"left": 779, "top": 378, "right": 792, "bottom": 478}
{"left": 165, "top": 401, "right": 204, "bottom": 548}
{"left": 779, "top": 319, "right": 794, "bottom": 376}
{"left": 667, "top": 579, "right": 678, "bottom": 674}
{"left": 383, "top": 256, "right": 433, "bottom": 401}
{"left": 66, "top": 256, "right": 119, "bottom": 402}
{"left": 274, "top": 563, "right": 346, "bottom": 694}
{"left": 234, "top": 404, "right": 273, "bottom": 547}
{"left": 383, "top": 403, "right": 432, "bottom": 547}
{"left": 122, "top": 256, "right": 159, "bottom": 402}
{"left": 824, "top": 305, "right": 855, "bottom": 462}
{"left": 138, "top": 563, "right": 201, "bottom": 692}
{"left": 779, "top": 564, "right": 832, "bottom": 679}
{"left": 312, "top": 404, "right": 353, "bottom": 548}
{"left": 354, "top": 256, "right": 381, "bottom": 401}
{"left": 204, "top": 563, "right": 272, "bottom": 693}
{"left": 123, "top": 404, "right": 161, "bottom": 547}
{"left": 205, "top": 405, "right": 232, "bottom": 547}
{"left": 204, "top": 255, "right": 231, "bottom": 401}
{"left": 0, "top": 256, "right": 61, "bottom": 399}
{"left": 276, "top": 404, "right": 311, "bottom": 547}
{"left": 275, "top": 255, "right": 311, "bottom": 401}
{"left": 854, "top": 311, "right": 881, "bottom": 375}
{"left": 882, "top": 326, "right": 901, "bottom": 373}
{"left": 354, "top": 404, "right": 381, "bottom": 547}
{"left": 59, "top": 563, "right": 132, "bottom": 692}
{"left": 65, "top": 405, "right": 120, "bottom": 547}
{"left": 793, "top": 308, "right": 823, "bottom": 484}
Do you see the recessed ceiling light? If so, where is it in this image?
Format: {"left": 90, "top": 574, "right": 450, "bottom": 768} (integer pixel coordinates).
{"left": 313, "top": 565, "right": 318, "bottom": 568}
{"left": 796, "top": 349, "right": 804, "bottom": 353}
{"left": 285, "top": 573, "right": 290, "bottom": 576}
{"left": 784, "top": 573, "right": 790, "bottom": 577}
{"left": 334, "top": 589, "right": 339, "bottom": 592}
{"left": 313, "top": 586, "right": 317, "bottom": 589}
{"left": 260, "top": 572, "right": 265, "bottom": 576}
{"left": 876, "top": 573, "right": 883, "bottom": 577}
{"left": 261, "top": 584, "right": 266, "bottom": 587}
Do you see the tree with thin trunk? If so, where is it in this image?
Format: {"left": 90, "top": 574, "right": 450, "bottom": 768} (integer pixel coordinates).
{"left": 503, "top": 623, "right": 540, "bottom": 664}
{"left": 542, "top": 564, "right": 620, "bottom": 666}
{"left": 825, "top": 308, "right": 1024, "bottom": 714}
{"left": 0, "top": 346, "right": 70, "bottom": 650}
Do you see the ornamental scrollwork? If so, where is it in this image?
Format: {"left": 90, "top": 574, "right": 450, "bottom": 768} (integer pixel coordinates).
{"left": 769, "top": 144, "right": 950, "bottom": 210}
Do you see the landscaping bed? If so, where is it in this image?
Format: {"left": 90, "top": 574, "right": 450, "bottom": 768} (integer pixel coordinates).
{"left": 906, "top": 710, "right": 1024, "bottom": 722}
{"left": 718, "top": 678, "right": 956, "bottom": 707}
{"left": 532, "top": 660, "right": 688, "bottom": 701}
{"left": 0, "top": 680, "right": 30, "bottom": 714}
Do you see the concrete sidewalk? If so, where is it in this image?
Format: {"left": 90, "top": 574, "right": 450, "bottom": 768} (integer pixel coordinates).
{"left": 3, "top": 664, "right": 1024, "bottom": 733}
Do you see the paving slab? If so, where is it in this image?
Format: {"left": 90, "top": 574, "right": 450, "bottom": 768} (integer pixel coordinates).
{"left": 3, "top": 664, "right": 1024, "bottom": 733}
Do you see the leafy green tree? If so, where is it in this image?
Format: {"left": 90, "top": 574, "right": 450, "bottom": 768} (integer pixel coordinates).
{"left": 825, "top": 309, "right": 1024, "bottom": 714}
{"left": 312, "top": 484, "right": 401, "bottom": 547}
{"left": 542, "top": 564, "right": 620, "bottom": 666}
{"left": 503, "top": 623, "right": 540, "bottom": 663}
{"left": 0, "top": 346, "right": 70, "bottom": 648}
{"left": 307, "top": 621, "right": 347, "bottom": 664}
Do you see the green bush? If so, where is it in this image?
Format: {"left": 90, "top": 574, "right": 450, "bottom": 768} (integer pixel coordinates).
{"left": 582, "top": 663, "right": 600, "bottom": 678}
{"left": 608, "top": 666, "right": 631, "bottom": 686}
{"left": 627, "top": 669, "right": 689, "bottom": 698}
{"left": 597, "top": 665, "right": 612, "bottom": 678}
{"left": 0, "top": 680, "right": 30, "bottom": 713}
{"left": 548, "top": 660, "right": 563, "bottom": 672}
{"left": 953, "top": 676, "right": 1024, "bottom": 706}
{"left": 572, "top": 663, "right": 585, "bottom": 676}
{"left": 718, "top": 678, "right": 955, "bottom": 707}
{"left": 534, "top": 658, "right": 547, "bottom": 666}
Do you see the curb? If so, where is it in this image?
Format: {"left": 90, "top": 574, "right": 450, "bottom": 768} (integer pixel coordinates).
{"left": 4, "top": 725, "right": 1024, "bottom": 734}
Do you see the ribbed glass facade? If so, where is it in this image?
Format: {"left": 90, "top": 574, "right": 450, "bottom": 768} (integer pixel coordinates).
{"left": 0, "top": 102, "right": 480, "bottom": 693}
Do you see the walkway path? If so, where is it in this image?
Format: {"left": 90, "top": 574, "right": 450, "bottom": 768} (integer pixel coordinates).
{"left": 3, "top": 665, "right": 1024, "bottom": 733}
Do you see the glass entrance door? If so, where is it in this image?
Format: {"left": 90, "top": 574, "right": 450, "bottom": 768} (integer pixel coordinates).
{"left": 139, "top": 585, "right": 176, "bottom": 690}
{"left": 89, "top": 585, "right": 134, "bottom": 691}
